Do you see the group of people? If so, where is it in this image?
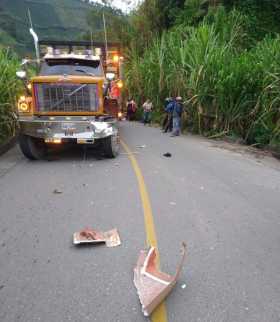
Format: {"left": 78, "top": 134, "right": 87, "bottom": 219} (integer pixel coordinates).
{"left": 126, "top": 98, "right": 153, "bottom": 124}
{"left": 162, "top": 96, "right": 183, "bottom": 137}
{"left": 126, "top": 96, "right": 183, "bottom": 136}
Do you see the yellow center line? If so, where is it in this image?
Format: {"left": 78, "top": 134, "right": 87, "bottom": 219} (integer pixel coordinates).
{"left": 121, "top": 139, "right": 168, "bottom": 322}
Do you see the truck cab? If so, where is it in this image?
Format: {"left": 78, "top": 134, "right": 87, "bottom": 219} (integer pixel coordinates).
{"left": 17, "top": 41, "right": 123, "bottom": 160}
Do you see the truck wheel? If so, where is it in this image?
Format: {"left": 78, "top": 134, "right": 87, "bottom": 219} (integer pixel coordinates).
{"left": 19, "top": 135, "right": 47, "bottom": 160}
{"left": 102, "top": 134, "right": 120, "bottom": 158}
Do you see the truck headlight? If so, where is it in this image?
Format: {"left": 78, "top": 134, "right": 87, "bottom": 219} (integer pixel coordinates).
{"left": 117, "top": 80, "right": 123, "bottom": 89}
{"left": 18, "top": 96, "right": 31, "bottom": 113}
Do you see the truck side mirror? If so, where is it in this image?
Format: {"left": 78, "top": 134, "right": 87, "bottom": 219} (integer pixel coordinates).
{"left": 16, "top": 70, "right": 27, "bottom": 80}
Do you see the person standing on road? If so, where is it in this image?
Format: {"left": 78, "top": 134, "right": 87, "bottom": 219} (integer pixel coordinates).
{"left": 126, "top": 98, "right": 137, "bottom": 121}
{"left": 163, "top": 97, "right": 175, "bottom": 133}
{"left": 171, "top": 97, "right": 183, "bottom": 137}
{"left": 143, "top": 99, "right": 153, "bottom": 125}
{"left": 162, "top": 97, "right": 172, "bottom": 131}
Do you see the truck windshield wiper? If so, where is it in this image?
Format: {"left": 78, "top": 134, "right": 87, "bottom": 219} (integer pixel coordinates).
{"left": 51, "top": 84, "right": 87, "bottom": 109}
{"left": 74, "top": 69, "right": 95, "bottom": 77}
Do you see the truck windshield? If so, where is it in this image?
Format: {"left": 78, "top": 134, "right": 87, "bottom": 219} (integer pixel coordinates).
{"left": 40, "top": 59, "right": 103, "bottom": 76}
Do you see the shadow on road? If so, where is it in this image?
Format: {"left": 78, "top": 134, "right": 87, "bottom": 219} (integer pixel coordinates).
{"left": 44, "top": 144, "right": 107, "bottom": 162}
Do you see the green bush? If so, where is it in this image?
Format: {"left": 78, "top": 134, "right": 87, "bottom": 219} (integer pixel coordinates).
{"left": 0, "top": 47, "right": 20, "bottom": 143}
{"left": 124, "top": 7, "right": 280, "bottom": 147}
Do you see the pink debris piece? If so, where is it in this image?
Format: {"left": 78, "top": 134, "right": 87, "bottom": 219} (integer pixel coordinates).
{"left": 73, "top": 228, "right": 121, "bottom": 247}
{"left": 134, "top": 242, "right": 186, "bottom": 316}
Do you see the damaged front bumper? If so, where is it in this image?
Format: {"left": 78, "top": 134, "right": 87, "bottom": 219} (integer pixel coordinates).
{"left": 19, "top": 115, "right": 118, "bottom": 143}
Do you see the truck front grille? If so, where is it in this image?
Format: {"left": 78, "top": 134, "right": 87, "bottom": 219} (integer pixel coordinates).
{"left": 33, "top": 83, "right": 99, "bottom": 113}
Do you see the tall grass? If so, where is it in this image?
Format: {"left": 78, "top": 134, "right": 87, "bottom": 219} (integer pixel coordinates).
{"left": 0, "top": 48, "right": 20, "bottom": 143}
{"left": 124, "top": 7, "right": 280, "bottom": 148}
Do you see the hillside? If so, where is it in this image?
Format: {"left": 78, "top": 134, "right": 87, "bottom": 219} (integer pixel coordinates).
{"left": 0, "top": 0, "right": 96, "bottom": 55}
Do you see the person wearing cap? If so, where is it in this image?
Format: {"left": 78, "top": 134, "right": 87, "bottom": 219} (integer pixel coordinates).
{"left": 171, "top": 97, "right": 183, "bottom": 137}
{"left": 162, "top": 97, "right": 173, "bottom": 132}
{"left": 163, "top": 97, "right": 176, "bottom": 133}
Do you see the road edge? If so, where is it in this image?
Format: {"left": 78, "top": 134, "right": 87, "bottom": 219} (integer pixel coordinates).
{"left": 0, "top": 135, "right": 18, "bottom": 157}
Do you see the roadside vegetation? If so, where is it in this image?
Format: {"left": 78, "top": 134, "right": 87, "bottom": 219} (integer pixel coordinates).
{"left": 113, "top": 0, "right": 280, "bottom": 150}
{"left": 1, "top": 0, "right": 280, "bottom": 152}
{"left": 0, "top": 48, "right": 20, "bottom": 144}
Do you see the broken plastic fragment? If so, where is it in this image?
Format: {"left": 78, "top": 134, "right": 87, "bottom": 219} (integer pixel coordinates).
{"left": 73, "top": 228, "right": 121, "bottom": 247}
{"left": 163, "top": 152, "right": 172, "bottom": 157}
{"left": 53, "top": 189, "right": 63, "bottom": 194}
{"left": 134, "top": 242, "right": 186, "bottom": 316}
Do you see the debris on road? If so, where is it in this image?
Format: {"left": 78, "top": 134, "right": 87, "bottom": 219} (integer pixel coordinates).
{"left": 136, "top": 145, "right": 147, "bottom": 149}
{"left": 169, "top": 201, "right": 176, "bottom": 206}
{"left": 163, "top": 152, "right": 172, "bottom": 157}
{"left": 73, "top": 228, "right": 121, "bottom": 247}
{"left": 181, "top": 283, "right": 186, "bottom": 289}
{"left": 53, "top": 189, "right": 63, "bottom": 194}
{"left": 134, "top": 242, "right": 187, "bottom": 316}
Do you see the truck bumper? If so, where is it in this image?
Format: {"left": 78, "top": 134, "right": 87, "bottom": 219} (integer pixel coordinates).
{"left": 19, "top": 116, "right": 118, "bottom": 143}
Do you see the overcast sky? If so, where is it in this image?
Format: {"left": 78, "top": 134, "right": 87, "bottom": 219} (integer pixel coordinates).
{"left": 91, "top": 0, "right": 139, "bottom": 13}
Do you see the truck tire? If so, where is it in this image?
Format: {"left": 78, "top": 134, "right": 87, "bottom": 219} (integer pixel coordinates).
{"left": 19, "top": 135, "right": 47, "bottom": 160}
{"left": 102, "top": 135, "right": 119, "bottom": 158}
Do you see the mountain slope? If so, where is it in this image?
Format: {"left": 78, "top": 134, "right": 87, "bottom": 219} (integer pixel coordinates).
{"left": 0, "top": 0, "right": 95, "bottom": 55}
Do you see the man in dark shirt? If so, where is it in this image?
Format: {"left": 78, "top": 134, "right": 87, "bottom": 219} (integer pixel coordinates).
{"left": 163, "top": 97, "right": 175, "bottom": 133}
{"left": 162, "top": 97, "right": 172, "bottom": 131}
{"left": 171, "top": 97, "right": 183, "bottom": 137}
{"left": 126, "top": 98, "right": 137, "bottom": 121}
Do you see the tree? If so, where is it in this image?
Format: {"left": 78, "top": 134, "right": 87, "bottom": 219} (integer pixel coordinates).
{"left": 85, "top": 3, "right": 129, "bottom": 42}
{"left": 222, "top": 0, "right": 280, "bottom": 40}
{"left": 156, "top": 0, "right": 185, "bottom": 28}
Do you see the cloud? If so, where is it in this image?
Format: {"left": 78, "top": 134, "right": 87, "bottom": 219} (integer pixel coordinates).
{"left": 90, "top": 0, "right": 138, "bottom": 12}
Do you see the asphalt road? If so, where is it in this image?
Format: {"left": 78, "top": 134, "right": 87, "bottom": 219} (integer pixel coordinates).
{"left": 0, "top": 121, "right": 280, "bottom": 322}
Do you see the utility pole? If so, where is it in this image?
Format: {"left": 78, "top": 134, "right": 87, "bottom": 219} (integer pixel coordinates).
{"left": 27, "top": 8, "right": 40, "bottom": 64}
{"left": 27, "top": 8, "right": 33, "bottom": 29}
{"left": 90, "top": 29, "right": 94, "bottom": 53}
{"left": 102, "top": 11, "right": 109, "bottom": 62}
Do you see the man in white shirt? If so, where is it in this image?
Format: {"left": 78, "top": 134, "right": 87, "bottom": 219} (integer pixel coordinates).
{"left": 142, "top": 99, "right": 153, "bottom": 125}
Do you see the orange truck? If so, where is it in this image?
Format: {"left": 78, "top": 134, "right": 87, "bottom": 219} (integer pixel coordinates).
{"left": 16, "top": 40, "right": 124, "bottom": 160}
